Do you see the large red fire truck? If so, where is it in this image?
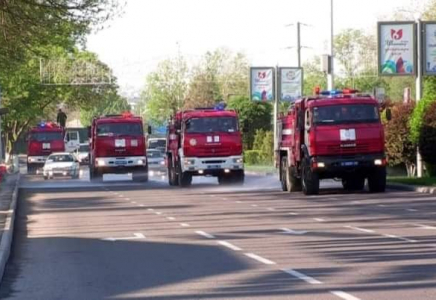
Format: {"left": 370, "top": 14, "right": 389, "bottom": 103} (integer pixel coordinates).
{"left": 27, "top": 122, "right": 65, "bottom": 174}
{"left": 166, "top": 106, "right": 244, "bottom": 187}
{"left": 89, "top": 112, "right": 148, "bottom": 182}
{"left": 277, "top": 89, "right": 387, "bottom": 195}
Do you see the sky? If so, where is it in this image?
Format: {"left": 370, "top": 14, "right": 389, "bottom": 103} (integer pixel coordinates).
{"left": 86, "top": 0, "right": 425, "bottom": 97}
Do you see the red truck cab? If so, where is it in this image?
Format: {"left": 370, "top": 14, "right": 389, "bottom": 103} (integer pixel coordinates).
{"left": 166, "top": 107, "right": 244, "bottom": 187}
{"left": 27, "top": 122, "right": 65, "bottom": 174}
{"left": 89, "top": 112, "right": 148, "bottom": 182}
{"left": 278, "top": 90, "right": 387, "bottom": 195}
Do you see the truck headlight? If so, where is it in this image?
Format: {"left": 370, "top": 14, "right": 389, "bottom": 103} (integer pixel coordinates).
{"left": 96, "top": 159, "right": 105, "bottom": 167}
{"left": 233, "top": 157, "right": 243, "bottom": 164}
{"left": 138, "top": 159, "right": 144, "bottom": 165}
{"left": 374, "top": 159, "right": 385, "bottom": 166}
{"left": 184, "top": 158, "right": 195, "bottom": 166}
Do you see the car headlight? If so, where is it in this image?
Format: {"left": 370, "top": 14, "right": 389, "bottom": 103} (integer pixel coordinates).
{"left": 96, "top": 159, "right": 105, "bottom": 167}
{"left": 160, "top": 160, "right": 165, "bottom": 165}
{"left": 233, "top": 157, "right": 243, "bottom": 164}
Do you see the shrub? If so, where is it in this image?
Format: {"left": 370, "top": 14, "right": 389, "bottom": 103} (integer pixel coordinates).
{"left": 419, "top": 101, "right": 436, "bottom": 175}
{"left": 410, "top": 77, "right": 436, "bottom": 144}
{"left": 384, "top": 102, "right": 416, "bottom": 176}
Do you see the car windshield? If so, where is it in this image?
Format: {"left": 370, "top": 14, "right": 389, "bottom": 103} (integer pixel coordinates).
{"left": 313, "top": 104, "right": 379, "bottom": 125}
{"left": 48, "top": 154, "right": 74, "bottom": 162}
{"left": 79, "top": 145, "right": 89, "bottom": 152}
{"left": 30, "top": 132, "right": 63, "bottom": 142}
{"left": 147, "top": 150, "right": 163, "bottom": 158}
{"left": 97, "top": 122, "right": 143, "bottom": 137}
{"left": 148, "top": 139, "right": 166, "bottom": 149}
{"left": 185, "top": 117, "right": 238, "bottom": 133}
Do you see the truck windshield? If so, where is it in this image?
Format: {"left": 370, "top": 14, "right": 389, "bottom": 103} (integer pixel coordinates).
{"left": 30, "top": 132, "right": 63, "bottom": 142}
{"left": 313, "top": 104, "right": 379, "bottom": 125}
{"left": 97, "top": 123, "right": 143, "bottom": 137}
{"left": 185, "top": 117, "right": 238, "bottom": 133}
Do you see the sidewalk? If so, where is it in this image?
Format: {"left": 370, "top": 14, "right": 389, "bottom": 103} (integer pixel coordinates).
{"left": 0, "top": 173, "right": 20, "bottom": 281}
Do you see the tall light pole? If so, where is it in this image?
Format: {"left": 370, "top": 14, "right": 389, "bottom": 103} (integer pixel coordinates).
{"left": 327, "top": 0, "right": 335, "bottom": 90}
{"left": 416, "top": 18, "right": 423, "bottom": 177}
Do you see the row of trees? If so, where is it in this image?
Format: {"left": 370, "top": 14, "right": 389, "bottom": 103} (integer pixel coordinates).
{"left": 0, "top": 0, "right": 126, "bottom": 158}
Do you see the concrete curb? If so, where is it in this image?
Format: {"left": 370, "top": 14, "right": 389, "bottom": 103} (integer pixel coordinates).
{"left": 245, "top": 171, "right": 277, "bottom": 177}
{"left": 387, "top": 182, "right": 436, "bottom": 194}
{"left": 0, "top": 174, "right": 20, "bottom": 282}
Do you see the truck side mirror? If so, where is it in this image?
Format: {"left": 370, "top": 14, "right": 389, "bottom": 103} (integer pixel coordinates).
{"left": 147, "top": 126, "right": 152, "bottom": 135}
{"left": 385, "top": 108, "right": 392, "bottom": 121}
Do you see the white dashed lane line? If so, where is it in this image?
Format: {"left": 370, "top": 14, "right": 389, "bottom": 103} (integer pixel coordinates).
{"left": 195, "top": 231, "right": 215, "bottom": 239}
{"left": 180, "top": 223, "right": 190, "bottom": 227}
{"left": 313, "top": 218, "right": 325, "bottom": 222}
{"left": 406, "top": 208, "right": 418, "bottom": 212}
{"left": 167, "top": 217, "right": 175, "bottom": 221}
{"left": 282, "top": 268, "right": 322, "bottom": 285}
{"left": 383, "top": 234, "right": 417, "bottom": 243}
{"left": 244, "top": 253, "right": 276, "bottom": 265}
{"left": 330, "top": 290, "right": 361, "bottom": 300}
{"left": 414, "top": 223, "right": 436, "bottom": 230}
{"left": 217, "top": 241, "right": 242, "bottom": 251}
{"left": 147, "top": 208, "right": 154, "bottom": 211}
{"left": 288, "top": 212, "right": 299, "bottom": 215}
{"left": 139, "top": 204, "right": 145, "bottom": 207}
{"left": 267, "top": 208, "right": 276, "bottom": 211}
{"left": 344, "top": 226, "right": 375, "bottom": 234}
{"left": 251, "top": 204, "right": 258, "bottom": 207}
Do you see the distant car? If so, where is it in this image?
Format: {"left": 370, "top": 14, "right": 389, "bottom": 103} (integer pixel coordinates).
{"left": 75, "top": 143, "right": 90, "bottom": 165}
{"left": 147, "top": 149, "right": 166, "bottom": 176}
{"left": 43, "top": 152, "right": 80, "bottom": 180}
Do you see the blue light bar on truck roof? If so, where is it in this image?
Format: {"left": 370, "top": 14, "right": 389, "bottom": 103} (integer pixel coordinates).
{"left": 318, "top": 89, "right": 360, "bottom": 96}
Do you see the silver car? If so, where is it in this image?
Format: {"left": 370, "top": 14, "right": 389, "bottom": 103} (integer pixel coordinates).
{"left": 75, "top": 143, "right": 90, "bottom": 165}
{"left": 43, "top": 152, "right": 80, "bottom": 180}
{"left": 147, "top": 149, "right": 166, "bottom": 176}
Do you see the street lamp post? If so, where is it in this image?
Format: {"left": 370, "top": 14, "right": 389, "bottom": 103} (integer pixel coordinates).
{"left": 327, "top": 0, "right": 335, "bottom": 90}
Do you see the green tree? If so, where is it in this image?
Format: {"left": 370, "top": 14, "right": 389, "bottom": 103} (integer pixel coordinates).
{"left": 302, "top": 56, "right": 326, "bottom": 95}
{"left": 227, "top": 96, "right": 272, "bottom": 149}
{"left": 419, "top": 100, "right": 436, "bottom": 175}
{"left": 410, "top": 77, "right": 436, "bottom": 143}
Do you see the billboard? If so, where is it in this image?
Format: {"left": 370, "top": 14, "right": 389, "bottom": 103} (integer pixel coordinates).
{"left": 424, "top": 22, "right": 436, "bottom": 75}
{"left": 250, "top": 67, "right": 275, "bottom": 101}
{"left": 378, "top": 22, "right": 416, "bottom": 76}
{"left": 278, "top": 67, "right": 303, "bottom": 102}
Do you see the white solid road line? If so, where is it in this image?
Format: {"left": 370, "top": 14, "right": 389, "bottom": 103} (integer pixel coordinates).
{"left": 217, "top": 241, "right": 242, "bottom": 251}
{"left": 330, "top": 290, "right": 361, "bottom": 300}
{"left": 245, "top": 253, "right": 276, "bottom": 265}
{"left": 344, "top": 226, "right": 375, "bottom": 234}
{"left": 314, "top": 218, "right": 325, "bottom": 222}
{"left": 195, "top": 231, "right": 215, "bottom": 239}
{"left": 383, "top": 234, "right": 417, "bottom": 243}
{"left": 414, "top": 223, "right": 436, "bottom": 230}
{"left": 102, "top": 233, "right": 145, "bottom": 242}
{"left": 281, "top": 228, "right": 308, "bottom": 235}
{"left": 282, "top": 268, "right": 322, "bottom": 284}
{"left": 180, "top": 223, "right": 190, "bottom": 227}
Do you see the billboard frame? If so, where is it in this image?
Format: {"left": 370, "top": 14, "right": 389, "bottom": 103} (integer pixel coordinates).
{"left": 422, "top": 21, "right": 436, "bottom": 76}
{"left": 249, "top": 66, "right": 275, "bottom": 101}
{"left": 277, "top": 67, "right": 304, "bottom": 102}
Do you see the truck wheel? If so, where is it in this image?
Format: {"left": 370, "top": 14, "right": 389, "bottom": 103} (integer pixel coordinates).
{"left": 342, "top": 177, "right": 365, "bottom": 191}
{"left": 302, "top": 158, "right": 319, "bottom": 195}
{"left": 368, "top": 167, "right": 386, "bottom": 193}
{"left": 178, "top": 163, "right": 192, "bottom": 187}
{"left": 233, "top": 170, "right": 245, "bottom": 185}
{"left": 90, "top": 167, "right": 102, "bottom": 181}
{"left": 132, "top": 167, "right": 149, "bottom": 182}
{"left": 283, "top": 157, "right": 302, "bottom": 192}
{"left": 168, "top": 161, "right": 178, "bottom": 186}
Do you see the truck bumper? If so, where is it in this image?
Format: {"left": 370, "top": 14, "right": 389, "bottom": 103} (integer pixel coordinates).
{"left": 27, "top": 156, "right": 48, "bottom": 165}
{"left": 311, "top": 154, "right": 386, "bottom": 179}
{"left": 94, "top": 156, "right": 147, "bottom": 173}
{"left": 181, "top": 155, "right": 244, "bottom": 176}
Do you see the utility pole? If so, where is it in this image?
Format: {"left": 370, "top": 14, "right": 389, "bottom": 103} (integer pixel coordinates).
{"left": 297, "top": 22, "right": 301, "bottom": 67}
{"left": 327, "top": 0, "right": 335, "bottom": 90}
{"left": 416, "top": 19, "right": 423, "bottom": 177}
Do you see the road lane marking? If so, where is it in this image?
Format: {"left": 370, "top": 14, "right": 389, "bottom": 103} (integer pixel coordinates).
{"left": 282, "top": 268, "right": 322, "bottom": 284}
{"left": 288, "top": 212, "right": 299, "bottom": 215}
{"left": 378, "top": 204, "right": 386, "bottom": 207}
{"left": 195, "top": 231, "right": 215, "bottom": 239}
{"left": 383, "top": 234, "right": 417, "bottom": 243}
{"left": 131, "top": 201, "right": 137, "bottom": 204}
{"left": 406, "top": 208, "right": 418, "bottom": 212}
{"left": 344, "top": 226, "right": 375, "bottom": 234}
{"left": 222, "top": 198, "right": 228, "bottom": 200}
{"left": 148, "top": 208, "right": 154, "bottom": 211}
{"left": 281, "top": 228, "right": 308, "bottom": 235}
{"left": 124, "top": 198, "right": 130, "bottom": 201}
{"left": 155, "top": 212, "right": 162, "bottom": 215}
{"left": 330, "top": 290, "right": 361, "bottom": 300}
{"left": 102, "top": 233, "right": 145, "bottom": 242}
{"left": 236, "top": 201, "right": 242, "bottom": 203}
{"left": 267, "top": 207, "right": 276, "bottom": 211}
{"left": 217, "top": 241, "right": 242, "bottom": 251}
{"left": 118, "top": 195, "right": 123, "bottom": 197}
{"left": 314, "top": 218, "right": 325, "bottom": 222}
{"left": 245, "top": 253, "right": 276, "bottom": 265}
{"left": 414, "top": 223, "right": 436, "bottom": 230}
{"left": 167, "top": 217, "right": 175, "bottom": 221}
{"left": 139, "top": 204, "right": 145, "bottom": 207}
{"left": 251, "top": 204, "right": 258, "bottom": 207}
{"left": 180, "top": 223, "right": 190, "bottom": 227}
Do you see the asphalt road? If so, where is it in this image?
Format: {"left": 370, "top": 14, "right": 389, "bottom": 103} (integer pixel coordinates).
{"left": 1, "top": 170, "right": 436, "bottom": 300}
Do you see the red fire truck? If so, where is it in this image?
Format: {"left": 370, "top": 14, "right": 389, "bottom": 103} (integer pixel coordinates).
{"left": 277, "top": 89, "right": 387, "bottom": 195}
{"left": 166, "top": 106, "right": 244, "bottom": 187}
{"left": 89, "top": 112, "right": 148, "bottom": 182}
{"left": 27, "top": 122, "right": 65, "bottom": 174}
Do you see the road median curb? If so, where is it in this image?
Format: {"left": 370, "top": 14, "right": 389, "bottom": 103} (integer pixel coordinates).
{"left": 0, "top": 174, "right": 20, "bottom": 282}
{"left": 387, "top": 182, "right": 436, "bottom": 194}
{"left": 245, "top": 171, "right": 276, "bottom": 176}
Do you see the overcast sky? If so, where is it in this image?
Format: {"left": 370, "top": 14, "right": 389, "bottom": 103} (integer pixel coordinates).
{"left": 86, "top": 0, "right": 424, "bottom": 96}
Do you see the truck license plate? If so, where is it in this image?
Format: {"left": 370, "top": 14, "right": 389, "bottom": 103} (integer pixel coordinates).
{"left": 207, "top": 165, "right": 221, "bottom": 169}
{"left": 115, "top": 160, "right": 127, "bottom": 165}
{"left": 341, "top": 161, "right": 358, "bottom": 167}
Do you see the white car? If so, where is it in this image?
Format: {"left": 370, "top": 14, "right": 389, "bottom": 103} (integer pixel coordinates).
{"left": 43, "top": 152, "right": 80, "bottom": 180}
{"left": 147, "top": 149, "right": 166, "bottom": 176}
{"left": 75, "top": 143, "right": 90, "bottom": 164}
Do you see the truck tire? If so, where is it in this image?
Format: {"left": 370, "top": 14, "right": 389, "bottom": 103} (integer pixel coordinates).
{"left": 178, "top": 163, "right": 192, "bottom": 187}
{"left": 342, "top": 176, "right": 365, "bottom": 191}
{"left": 168, "top": 161, "right": 178, "bottom": 186}
{"left": 90, "top": 166, "right": 102, "bottom": 181}
{"left": 280, "top": 157, "right": 288, "bottom": 191}
{"left": 132, "top": 167, "right": 149, "bottom": 183}
{"left": 368, "top": 167, "right": 386, "bottom": 193}
{"left": 282, "top": 157, "right": 302, "bottom": 193}
{"left": 233, "top": 170, "right": 245, "bottom": 185}
{"left": 302, "top": 158, "right": 319, "bottom": 195}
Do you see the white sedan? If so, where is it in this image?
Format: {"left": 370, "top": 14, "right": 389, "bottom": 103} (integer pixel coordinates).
{"left": 43, "top": 152, "right": 80, "bottom": 180}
